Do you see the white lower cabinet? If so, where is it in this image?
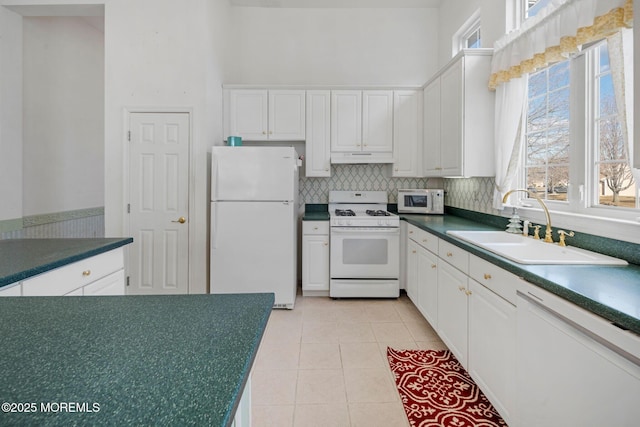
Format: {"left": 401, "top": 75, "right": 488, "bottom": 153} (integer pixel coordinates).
{"left": 406, "top": 224, "right": 438, "bottom": 327}
{"left": 302, "top": 221, "right": 329, "bottom": 296}
{"left": 436, "top": 260, "right": 469, "bottom": 367}
{"left": 468, "top": 278, "right": 516, "bottom": 424}
{"left": 3, "top": 248, "right": 126, "bottom": 297}
{"left": 516, "top": 284, "right": 640, "bottom": 427}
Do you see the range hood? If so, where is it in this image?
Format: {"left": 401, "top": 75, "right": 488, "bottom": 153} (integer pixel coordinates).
{"left": 330, "top": 151, "right": 395, "bottom": 164}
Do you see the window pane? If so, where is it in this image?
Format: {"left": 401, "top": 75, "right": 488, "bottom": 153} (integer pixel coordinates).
{"left": 524, "top": 60, "right": 571, "bottom": 203}
{"left": 528, "top": 71, "right": 547, "bottom": 98}
{"left": 526, "top": 0, "right": 551, "bottom": 19}
{"left": 592, "top": 41, "right": 637, "bottom": 210}
{"left": 598, "top": 163, "right": 636, "bottom": 207}
{"left": 466, "top": 29, "right": 481, "bottom": 48}
{"left": 598, "top": 74, "right": 617, "bottom": 115}
{"left": 549, "top": 62, "right": 570, "bottom": 90}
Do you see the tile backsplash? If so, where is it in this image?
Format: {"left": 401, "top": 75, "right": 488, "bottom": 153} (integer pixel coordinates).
{"left": 299, "top": 164, "right": 439, "bottom": 204}
{"left": 299, "top": 164, "right": 498, "bottom": 217}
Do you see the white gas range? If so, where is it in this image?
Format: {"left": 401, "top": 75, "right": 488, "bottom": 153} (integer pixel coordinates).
{"left": 328, "top": 191, "right": 400, "bottom": 298}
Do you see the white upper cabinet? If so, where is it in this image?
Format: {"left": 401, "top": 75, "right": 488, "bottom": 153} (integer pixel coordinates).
{"left": 227, "top": 89, "right": 305, "bottom": 141}
{"left": 362, "top": 90, "right": 393, "bottom": 152}
{"left": 423, "top": 49, "right": 495, "bottom": 177}
{"left": 305, "top": 90, "right": 331, "bottom": 177}
{"left": 331, "top": 90, "right": 362, "bottom": 152}
{"left": 392, "top": 90, "right": 423, "bottom": 177}
{"left": 331, "top": 90, "right": 394, "bottom": 163}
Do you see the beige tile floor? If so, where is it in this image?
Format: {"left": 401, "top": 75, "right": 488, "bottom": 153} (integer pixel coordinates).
{"left": 252, "top": 292, "right": 448, "bottom": 427}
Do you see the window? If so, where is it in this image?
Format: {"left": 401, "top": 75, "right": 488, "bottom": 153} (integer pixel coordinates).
{"left": 520, "top": 39, "right": 638, "bottom": 219}
{"left": 453, "top": 10, "right": 481, "bottom": 55}
{"left": 524, "top": 0, "right": 551, "bottom": 20}
{"left": 591, "top": 43, "right": 637, "bottom": 209}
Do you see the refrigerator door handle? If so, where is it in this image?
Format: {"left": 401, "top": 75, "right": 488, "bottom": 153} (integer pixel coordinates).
{"left": 211, "top": 203, "right": 218, "bottom": 249}
{"left": 211, "top": 155, "right": 219, "bottom": 200}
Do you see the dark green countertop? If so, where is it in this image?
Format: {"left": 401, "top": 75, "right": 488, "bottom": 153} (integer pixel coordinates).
{"left": 0, "top": 293, "right": 274, "bottom": 426}
{"left": 0, "top": 238, "right": 133, "bottom": 288}
{"left": 303, "top": 204, "right": 330, "bottom": 221}
{"left": 402, "top": 214, "right": 640, "bottom": 336}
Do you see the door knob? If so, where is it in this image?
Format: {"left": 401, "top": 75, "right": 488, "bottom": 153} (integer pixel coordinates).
{"left": 172, "top": 217, "right": 186, "bottom": 224}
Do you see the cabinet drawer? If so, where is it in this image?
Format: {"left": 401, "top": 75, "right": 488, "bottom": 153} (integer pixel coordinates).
{"left": 439, "top": 239, "right": 469, "bottom": 274}
{"left": 407, "top": 224, "right": 438, "bottom": 253}
{"left": 303, "top": 221, "right": 329, "bottom": 235}
{"left": 22, "top": 248, "right": 124, "bottom": 296}
{"left": 84, "top": 270, "right": 125, "bottom": 296}
{"left": 469, "top": 255, "right": 517, "bottom": 305}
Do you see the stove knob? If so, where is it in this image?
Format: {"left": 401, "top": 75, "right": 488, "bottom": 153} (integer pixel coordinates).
{"left": 346, "top": 220, "right": 352, "bottom": 226}
{"left": 378, "top": 220, "right": 384, "bottom": 226}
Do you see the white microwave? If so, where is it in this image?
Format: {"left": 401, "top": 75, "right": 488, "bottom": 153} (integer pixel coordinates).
{"left": 397, "top": 189, "right": 444, "bottom": 214}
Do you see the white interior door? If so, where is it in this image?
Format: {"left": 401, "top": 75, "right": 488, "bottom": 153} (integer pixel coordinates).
{"left": 128, "top": 112, "right": 190, "bottom": 295}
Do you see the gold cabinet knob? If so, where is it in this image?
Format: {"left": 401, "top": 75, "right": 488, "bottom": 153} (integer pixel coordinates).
{"left": 431, "top": 264, "right": 437, "bottom": 269}
{"left": 446, "top": 252, "right": 453, "bottom": 257}
{"left": 82, "top": 270, "right": 91, "bottom": 276}
{"left": 172, "top": 216, "right": 186, "bottom": 224}
{"left": 484, "top": 273, "right": 492, "bottom": 280}
{"left": 458, "top": 286, "right": 466, "bottom": 292}
{"left": 412, "top": 250, "right": 417, "bottom": 254}
{"left": 465, "top": 290, "right": 473, "bottom": 296}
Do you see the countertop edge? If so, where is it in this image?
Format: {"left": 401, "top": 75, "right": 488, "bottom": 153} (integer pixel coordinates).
{"left": 223, "top": 292, "right": 274, "bottom": 427}
{"left": 0, "top": 238, "right": 134, "bottom": 288}
{"left": 401, "top": 216, "right": 640, "bottom": 336}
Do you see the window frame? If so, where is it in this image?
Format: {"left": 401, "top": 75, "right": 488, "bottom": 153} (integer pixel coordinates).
{"left": 452, "top": 9, "right": 481, "bottom": 56}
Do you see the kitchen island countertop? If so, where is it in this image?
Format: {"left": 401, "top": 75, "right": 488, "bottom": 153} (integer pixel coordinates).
{"left": 0, "top": 292, "right": 273, "bottom": 426}
{"left": 0, "top": 238, "right": 133, "bottom": 289}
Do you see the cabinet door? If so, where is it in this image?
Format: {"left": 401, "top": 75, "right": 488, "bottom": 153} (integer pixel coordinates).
{"left": 305, "top": 90, "right": 331, "bottom": 177}
{"left": 406, "top": 239, "right": 419, "bottom": 303}
{"left": 468, "top": 279, "right": 516, "bottom": 425}
{"left": 302, "top": 234, "right": 329, "bottom": 292}
{"left": 416, "top": 245, "right": 438, "bottom": 328}
{"left": 362, "top": 90, "right": 393, "bottom": 152}
{"left": 439, "top": 59, "right": 463, "bottom": 176}
{"left": 517, "top": 293, "right": 640, "bottom": 426}
{"left": 331, "top": 90, "right": 362, "bottom": 152}
{"left": 392, "top": 90, "right": 422, "bottom": 177}
{"left": 229, "top": 90, "right": 268, "bottom": 140}
{"left": 0, "top": 283, "right": 21, "bottom": 297}
{"left": 423, "top": 79, "right": 441, "bottom": 176}
{"left": 437, "top": 260, "right": 468, "bottom": 367}
{"left": 269, "top": 90, "right": 305, "bottom": 140}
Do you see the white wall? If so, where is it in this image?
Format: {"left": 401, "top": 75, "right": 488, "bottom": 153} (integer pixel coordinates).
{"left": 226, "top": 7, "right": 439, "bottom": 86}
{"left": 22, "top": 16, "right": 104, "bottom": 216}
{"left": 104, "top": 0, "right": 228, "bottom": 293}
{"left": 0, "top": 6, "right": 23, "bottom": 222}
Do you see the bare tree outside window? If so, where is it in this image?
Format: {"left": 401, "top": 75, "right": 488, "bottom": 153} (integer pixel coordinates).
{"left": 595, "top": 43, "right": 636, "bottom": 208}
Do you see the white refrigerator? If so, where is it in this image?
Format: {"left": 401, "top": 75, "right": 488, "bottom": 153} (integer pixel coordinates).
{"left": 210, "top": 146, "right": 299, "bottom": 308}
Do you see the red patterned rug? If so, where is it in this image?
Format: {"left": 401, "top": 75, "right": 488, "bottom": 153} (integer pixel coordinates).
{"left": 387, "top": 348, "right": 507, "bottom": 427}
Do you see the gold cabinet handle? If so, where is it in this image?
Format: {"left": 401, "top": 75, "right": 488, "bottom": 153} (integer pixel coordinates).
{"left": 409, "top": 231, "right": 414, "bottom": 234}
{"left": 412, "top": 250, "right": 417, "bottom": 254}
{"left": 447, "top": 252, "right": 453, "bottom": 257}
{"left": 484, "top": 273, "right": 492, "bottom": 280}
{"left": 323, "top": 242, "right": 328, "bottom": 246}
{"left": 422, "top": 238, "right": 428, "bottom": 243}
{"left": 431, "top": 264, "right": 437, "bottom": 269}
{"left": 82, "top": 270, "right": 91, "bottom": 277}
{"left": 172, "top": 217, "right": 186, "bottom": 224}
{"left": 458, "top": 286, "right": 466, "bottom": 292}
{"left": 465, "top": 290, "right": 473, "bottom": 296}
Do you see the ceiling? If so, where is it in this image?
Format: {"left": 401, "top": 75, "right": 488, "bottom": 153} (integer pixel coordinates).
{"left": 3, "top": 4, "right": 104, "bottom": 16}
{"left": 230, "top": 0, "right": 442, "bottom": 7}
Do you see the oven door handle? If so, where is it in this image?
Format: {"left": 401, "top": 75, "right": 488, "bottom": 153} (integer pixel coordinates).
{"left": 331, "top": 227, "right": 399, "bottom": 234}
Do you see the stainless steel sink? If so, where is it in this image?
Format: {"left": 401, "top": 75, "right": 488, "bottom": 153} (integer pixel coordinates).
{"left": 446, "top": 230, "right": 628, "bottom": 265}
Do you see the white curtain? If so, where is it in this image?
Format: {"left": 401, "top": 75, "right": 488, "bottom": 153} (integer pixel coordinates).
{"left": 607, "top": 29, "right": 639, "bottom": 204}
{"left": 492, "top": 77, "right": 527, "bottom": 210}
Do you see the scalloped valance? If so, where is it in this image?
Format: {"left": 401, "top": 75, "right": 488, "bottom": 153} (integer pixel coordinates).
{"left": 489, "top": 0, "right": 633, "bottom": 90}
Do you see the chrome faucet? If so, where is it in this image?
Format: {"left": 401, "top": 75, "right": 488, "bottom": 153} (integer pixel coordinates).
{"left": 502, "top": 189, "right": 554, "bottom": 243}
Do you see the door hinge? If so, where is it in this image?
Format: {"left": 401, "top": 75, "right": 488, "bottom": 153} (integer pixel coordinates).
{"left": 127, "top": 204, "right": 130, "bottom": 213}
{"left": 126, "top": 276, "right": 130, "bottom": 287}
{"left": 127, "top": 130, "right": 131, "bottom": 141}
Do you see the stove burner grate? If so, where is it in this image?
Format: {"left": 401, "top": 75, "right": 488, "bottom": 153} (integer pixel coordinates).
{"left": 366, "top": 209, "right": 391, "bottom": 217}
{"left": 335, "top": 209, "right": 356, "bottom": 216}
